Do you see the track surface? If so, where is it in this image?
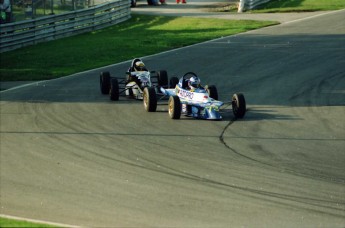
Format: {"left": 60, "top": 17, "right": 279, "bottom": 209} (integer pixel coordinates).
{"left": 1, "top": 10, "right": 345, "bottom": 227}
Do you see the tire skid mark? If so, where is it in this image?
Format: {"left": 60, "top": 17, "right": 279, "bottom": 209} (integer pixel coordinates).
{"left": 219, "top": 117, "right": 345, "bottom": 184}
{"left": 127, "top": 148, "right": 345, "bottom": 218}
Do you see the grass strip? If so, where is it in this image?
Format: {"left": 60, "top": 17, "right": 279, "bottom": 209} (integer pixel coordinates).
{"left": 0, "top": 217, "right": 56, "bottom": 227}
{"left": 253, "top": 0, "right": 345, "bottom": 13}
{"left": 0, "top": 14, "right": 277, "bottom": 81}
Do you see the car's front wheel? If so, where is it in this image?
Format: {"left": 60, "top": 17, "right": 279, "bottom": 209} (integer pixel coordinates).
{"left": 143, "top": 87, "right": 157, "bottom": 112}
{"left": 169, "top": 96, "right": 181, "bottom": 119}
{"left": 205, "top": 85, "right": 218, "bottom": 100}
{"left": 232, "top": 93, "right": 246, "bottom": 118}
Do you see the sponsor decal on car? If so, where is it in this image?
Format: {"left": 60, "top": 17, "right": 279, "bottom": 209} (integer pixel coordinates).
{"left": 178, "top": 89, "right": 194, "bottom": 100}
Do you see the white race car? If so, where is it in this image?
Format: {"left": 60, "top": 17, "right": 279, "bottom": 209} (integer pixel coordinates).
{"left": 160, "top": 72, "right": 246, "bottom": 120}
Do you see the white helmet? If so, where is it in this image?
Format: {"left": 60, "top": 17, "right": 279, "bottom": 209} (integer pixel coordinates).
{"left": 135, "top": 61, "right": 146, "bottom": 71}
{"left": 188, "top": 76, "right": 201, "bottom": 89}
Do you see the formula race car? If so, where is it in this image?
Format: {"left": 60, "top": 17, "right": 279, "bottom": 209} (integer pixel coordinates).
{"left": 160, "top": 72, "right": 246, "bottom": 120}
{"left": 100, "top": 58, "right": 175, "bottom": 112}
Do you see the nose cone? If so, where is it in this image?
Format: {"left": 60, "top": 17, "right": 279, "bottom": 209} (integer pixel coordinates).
{"left": 205, "top": 107, "right": 222, "bottom": 120}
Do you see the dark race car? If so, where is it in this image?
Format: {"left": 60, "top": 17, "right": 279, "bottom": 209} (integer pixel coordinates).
{"left": 99, "top": 58, "right": 174, "bottom": 112}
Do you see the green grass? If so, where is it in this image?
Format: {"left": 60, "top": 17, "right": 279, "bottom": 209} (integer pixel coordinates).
{"left": 0, "top": 14, "right": 277, "bottom": 81}
{"left": 253, "top": 0, "right": 345, "bottom": 12}
{"left": 0, "top": 217, "right": 55, "bottom": 227}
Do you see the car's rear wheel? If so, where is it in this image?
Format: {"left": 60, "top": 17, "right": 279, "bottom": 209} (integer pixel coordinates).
{"left": 100, "top": 72, "right": 110, "bottom": 94}
{"left": 169, "top": 96, "right": 181, "bottom": 119}
{"left": 232, "top": 93, "right": 246, "bottom": 118}
{"left": 110, "top": 78, "right": 119, "bottom": 101}
{"left": 170, "top": 77, "right": 179, "bottom": 88}
{"left": 206, "top": 85, "right": 218, "bottom": 100}
{"left": 143, "top": 87, "right": 157, "bottom": 112}
{"left": 157, "top": 70, "right": 168, "bottom": 87}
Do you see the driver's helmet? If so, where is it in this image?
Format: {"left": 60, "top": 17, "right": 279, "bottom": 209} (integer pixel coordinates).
{"left": 188, "top": 76, "right": 201, "bottom": 89}
{"left": 134, "top": 61, "right": 146, "bottom": 71}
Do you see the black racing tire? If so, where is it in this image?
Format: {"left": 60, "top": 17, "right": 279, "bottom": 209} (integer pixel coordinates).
{"left": 100, "top": 72, "right": 110, "bottom": 95}
{"left": 110, "top": 78, "right": 119, "bottom": 101}
{"left": 168, "top": 96, "right": 181, "bottom": 119}
{"left": 169, "top": 77, "right": 179, "bottom": 88}
{"left": 143, "top": 87, "right": 157, "bottom": 112}
{"left": 232, "top": 93, "right": 246, "bottom": 118}
{"left": 157, "top": 70, "right": 169, "bottom": 87}
{"left": 206, "top": 85, "right": 218, "bottom": 100}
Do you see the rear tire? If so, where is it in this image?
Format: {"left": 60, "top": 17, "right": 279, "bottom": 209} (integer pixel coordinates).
{"left": 100, "top": 72, "right": 110, "bottom": 94}
{"left": 169, "top": 96, "right": 181, "bottom": 119}
{"left": 157, "top": 70, "right": 168, "bottom": 87}
{"left": 232, "top": 93, "right": 246, "bottom": 118}
{"left": 170, "top": 77, "right": 179, "bottom": 88}
{"left": 110, "top": 78, "right": 119, "bottom": 101}
{"left": 206, "top": 85, "right": 218, "bottom": 100}
{"left": 143, "top": 87, "right": 157, "bottom": 112}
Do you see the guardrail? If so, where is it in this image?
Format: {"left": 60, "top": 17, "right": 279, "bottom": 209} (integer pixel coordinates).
{"left": 0, "top": 0, "right": 131, "bottom": 53}
{"left": 238, "top": 0, "right": 271, "bottom": 12}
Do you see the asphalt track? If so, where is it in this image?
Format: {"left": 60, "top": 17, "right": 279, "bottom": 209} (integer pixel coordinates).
{"left": 1, "top": 9, "right": 345, "bottom": 227}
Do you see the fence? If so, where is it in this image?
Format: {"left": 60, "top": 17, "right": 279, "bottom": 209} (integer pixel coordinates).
{"left": 0, "top": 0, "right": 130, "bottom": 53}
{"left": 238, "top": 0, "right": 271, "bottom": 12}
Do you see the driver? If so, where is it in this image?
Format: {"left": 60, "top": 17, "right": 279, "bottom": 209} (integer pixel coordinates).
{"left": 133, "top": 61, "right": 147, "bottom": 72}
{"left": 188, "top": 76, "right": 201, "bottom": 91}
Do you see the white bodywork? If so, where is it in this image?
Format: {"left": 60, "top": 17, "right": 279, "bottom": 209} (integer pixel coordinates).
{"left": 162, "top": 87, "right": 223, "bottom": 107}
{"left": 125, "top": 71, "right": 152, "bottom": 99}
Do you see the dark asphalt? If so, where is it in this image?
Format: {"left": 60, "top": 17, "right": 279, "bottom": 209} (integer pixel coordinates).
{"left": 1, "top": 9, "right": 344, "bottom": 227}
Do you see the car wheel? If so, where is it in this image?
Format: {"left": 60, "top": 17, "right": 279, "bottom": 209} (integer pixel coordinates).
{"left": 157, "top": 70, "right": 168, "bottom": 87}
{"left": 206, "top": 85, "right": 218, "bottom": 100}
{"left": 110, "top": 78, "right": 119, "bottom": 101}
{"left": 232, "top": 93, "right": 246, "bottom": 118}
{"left": 169, "top": 96, "right": 181, "bottom": 119}
{"left": 100, "top": 72, "right": 110, "bottom": 94}
{"left": 169, "top": 77, "right": 179, "bottom": 88}
{"left": 143, "top": 87, "right": 157, "bottom": 112}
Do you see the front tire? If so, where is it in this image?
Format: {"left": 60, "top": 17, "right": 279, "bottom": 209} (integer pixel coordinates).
{"left": 143, "top": 87, "right": 157, "bottom": 112}
{"left": 206, "top": 85, "right": 218, "bottom": 100}
{"left": 169, "top": 96, "right": 181, "bottom": 119}
{"left": 232, "top": 93, "right": 246, "bottom": 118}
{"left": 110, "top": 78, "right": 119, "bottom": 101}
{"left": 100, "top": 72, "right": 110, "bottom": 94}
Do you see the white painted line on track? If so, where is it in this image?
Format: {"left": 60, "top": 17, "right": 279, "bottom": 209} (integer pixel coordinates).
{"left": 0, "top": 214, "right": 80, "bottom": 227}
{"left": 282, "top": 8, "right": 345, "bottom": 25}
